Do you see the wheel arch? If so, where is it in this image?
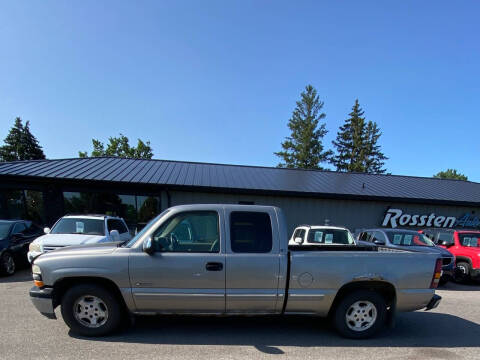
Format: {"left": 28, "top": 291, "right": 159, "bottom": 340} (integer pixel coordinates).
{"left": 328, "top": 280, "right": 396, "bottom": 318}
{"left": 52, "top": 276, "right": 128, "bottom": 311}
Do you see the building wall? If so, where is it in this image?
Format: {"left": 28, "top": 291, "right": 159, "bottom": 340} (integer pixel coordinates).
{"left": 169, "top": 190, "right": 480, "bottom": 235}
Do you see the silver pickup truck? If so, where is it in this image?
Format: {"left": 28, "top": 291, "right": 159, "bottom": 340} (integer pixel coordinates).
{"left": 29, "top": 204, "right": 442, "bottom": 339}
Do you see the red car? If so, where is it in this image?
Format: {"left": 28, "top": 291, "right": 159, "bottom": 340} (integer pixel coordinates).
{"left": 420, "top": 228, "right": 480, "bottom": 283}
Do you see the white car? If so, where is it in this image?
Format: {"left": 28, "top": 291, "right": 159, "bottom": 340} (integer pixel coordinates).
{"left": 28, "top": 215, "right": 131, "bottom": 263}
{"left": 289, "top": 225, "right": 356, "bottom": 246}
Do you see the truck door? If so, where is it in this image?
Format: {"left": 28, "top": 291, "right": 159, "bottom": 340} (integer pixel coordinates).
{"left": 129, "top": 209, "right": 226, "bottom": 313}
{"left": 225, "top": 208, "right": 282, "bottom": 313}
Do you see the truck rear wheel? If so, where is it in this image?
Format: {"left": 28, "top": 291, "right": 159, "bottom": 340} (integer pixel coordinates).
{"left": 333, "top": 290, "right": 386, "bottom": 339}
{"left": 61, "top": 284, "right": 122, "bottom": 336}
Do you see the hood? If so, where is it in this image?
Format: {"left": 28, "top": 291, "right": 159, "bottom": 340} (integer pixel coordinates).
{"left": 36, "top": 242, "right": 118, "bottom": 260}
{"left": 35, "top": 233, "right": 107, "bottom": 247}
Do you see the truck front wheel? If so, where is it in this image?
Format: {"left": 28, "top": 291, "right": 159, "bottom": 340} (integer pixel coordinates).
{"left": 61, "top": 284, "right": 122, "bottom": 336}
{"left": 333, "top": 290, "right": 386, "bottom": 339}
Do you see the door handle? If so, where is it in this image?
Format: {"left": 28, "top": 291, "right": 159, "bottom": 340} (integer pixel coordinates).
{"left": 205, "top": 262, "right": 223, "bottom": 271}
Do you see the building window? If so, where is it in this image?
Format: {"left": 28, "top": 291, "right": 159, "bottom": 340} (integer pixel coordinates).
{"left": 63, "top": 191, "right": 160, "bottom": 235}
{"left": 0, "top": 189, "right": 45, "bottom": 224}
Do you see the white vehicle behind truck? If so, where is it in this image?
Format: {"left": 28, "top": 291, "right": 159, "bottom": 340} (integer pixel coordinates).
{"left": 289, "top": 225, "right": 356, "bottom": 246}
{"left": 28, "top": 214, "right": 131, "bottom": 263}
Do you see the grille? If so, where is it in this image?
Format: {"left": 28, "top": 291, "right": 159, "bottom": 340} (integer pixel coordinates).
{"left": 442, "top": 257, "right": 452, "bottom": 266}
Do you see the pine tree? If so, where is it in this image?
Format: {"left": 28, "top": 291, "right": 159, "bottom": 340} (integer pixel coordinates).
{"left": 23, "top": 121, "right": 47, "bottom": 160}
{"left": 275, "top": 85, "right": 332, "bottom": 170}
{"left": 364, "top": 121, "right": 387, "bottom": 174}
{"left": 331, "top": 100, "right": 387, "bottom": 173}
{"left": 0, "top": 117, "right": 46, "bottom": 161}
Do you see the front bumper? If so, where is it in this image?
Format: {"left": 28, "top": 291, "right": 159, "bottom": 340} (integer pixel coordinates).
{"left": 29, "top": 286, "right": 56, "bottom": 319}
{"left": 425, "top": 294, "right": 442, "bottom": 311}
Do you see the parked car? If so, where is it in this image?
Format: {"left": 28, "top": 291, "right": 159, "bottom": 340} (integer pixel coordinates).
{"left": 27, "top": 214, "right": 131, "bottom": 263}
{"left": 289, "top": 225, "right": 356, "bottom": 246}
{"left": 420, "top": 228, "right": 480, "bottom": 283}
{"left": 29, "top": 204, "right": 442, "bottom": 339}
{"left": 357, "top": 228, "right": 455, "bottom": 285}
{"left": 0, "top": 220, "right": 44, "bottom": 275}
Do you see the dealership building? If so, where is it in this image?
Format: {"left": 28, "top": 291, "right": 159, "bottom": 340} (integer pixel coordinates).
{"left": 1, "top": 157, "right": 480, "bottom": 235}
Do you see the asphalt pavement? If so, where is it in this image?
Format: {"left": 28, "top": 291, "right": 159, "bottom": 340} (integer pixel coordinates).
{"left": 1, "top": 269, "right": 480, "bottom": 360}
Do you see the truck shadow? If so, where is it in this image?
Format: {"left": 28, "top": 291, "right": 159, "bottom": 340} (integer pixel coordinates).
{"left": 0, "top": 269, "right": 31, "bottom": 283}
{"left": 439, "top": 281, "right": 480, "bottom": 291}
{"left": 70, "top": 312, "right": 480, "bottom": 353}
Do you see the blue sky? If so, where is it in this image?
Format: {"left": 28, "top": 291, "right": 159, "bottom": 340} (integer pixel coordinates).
{"left": 1, "top": 1, "right": 479, "bottom": 180}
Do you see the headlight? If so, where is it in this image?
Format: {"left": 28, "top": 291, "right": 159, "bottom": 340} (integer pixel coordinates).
{"left": 32, "top": 264, "right": 41, "bottom": 275}
{"left": 29, "top": 242, "right": 42, "bottom": 253}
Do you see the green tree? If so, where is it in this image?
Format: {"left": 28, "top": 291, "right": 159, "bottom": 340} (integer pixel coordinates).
{"left": 275, "top": 85, "right": 332, "bottom": 169}
{"left": 433, "top": 169, "right": 468, "bottom": 181}
{"left": 79, "top": 134, "right": 153, "bottom": 159}
{"left": 330, "top": 99, "right": 387, "bottom": 173}
{"left": 0, "top": 117, "right": 46, "bottom": 161}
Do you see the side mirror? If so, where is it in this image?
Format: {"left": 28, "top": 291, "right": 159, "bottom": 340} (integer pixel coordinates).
{"left": 143, "top": 236, "right": 154, "bottom": 255}
{"left": 294, "top": 237, "right": 303, "bottom": 245}
{"left": 109, "top": 229, "right": 120, "bottom": 242}
{"left": 44, "top": 227, "right": 51, "bottom": 234}
{"left": 373, "top": 239, "right": 385, "bottom": 246}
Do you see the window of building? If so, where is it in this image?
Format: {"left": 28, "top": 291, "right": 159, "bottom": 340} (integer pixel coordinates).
{"left": 63, "top": 191, "right": 160, "bottom": 235}
{"left": 230, "top": 211, "right": 272, "bottom": 253}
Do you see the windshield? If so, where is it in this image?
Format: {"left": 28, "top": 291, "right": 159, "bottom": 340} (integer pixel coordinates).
{"left": 0, "top": 223, "right": 12, "bottom": 240}
{"left": 51, "top": 218, "right": 105, "bottom": 236}
{"left": 124, "top": 210, "right": 170, "bottom": 247}
{"left": 307, "top": 229, "right": 355, "bottom": 245}
{"left": 387, "top": 232, "right": 434, "bottom": 246}
{"left": 459, "top": 233, "right": 480, "bottom": 248}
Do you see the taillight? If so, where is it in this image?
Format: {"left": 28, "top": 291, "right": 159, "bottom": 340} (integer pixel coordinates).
{"left": 430, "top": 258, "right": 443, "bottom": 289}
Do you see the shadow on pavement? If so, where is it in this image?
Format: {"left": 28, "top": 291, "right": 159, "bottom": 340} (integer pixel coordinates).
{"left": 70, "top": 311, "right": 480, "bottom": 353}
{"left": 439, "top": 281, "right": 480, "bottom": 291}
{"left": 0, "top": 268, "right": 31, "bottom": 283}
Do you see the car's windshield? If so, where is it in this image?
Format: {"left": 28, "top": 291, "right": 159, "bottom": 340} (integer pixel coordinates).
{"left": 124, "top": 210, "right": 170, "bottom": 247}
{"left": 307, "top": 229, "right": 355, "bottom": 245}
{"left": 51, "top": 218, "right": 105, "bottom": 236}
{"left": 459, "top": 233, "right": 480, "bottom": 248}
{"left": 387, "top": 232, "right": 434, "bottom": 246}
{"left": 0, "top": 223, "right": 12, "bottom": 240}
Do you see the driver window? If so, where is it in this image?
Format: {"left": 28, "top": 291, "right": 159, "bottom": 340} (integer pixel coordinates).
{"left": 151, "top": 211, "right": 219, "bottom": 253}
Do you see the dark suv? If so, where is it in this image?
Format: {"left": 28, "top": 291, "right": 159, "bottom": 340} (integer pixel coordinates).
{"left": 357, "top": 228, "right": 455, "bottom": 284}
{"left": 0, "top": 220, "right": 44, "bottom": 275}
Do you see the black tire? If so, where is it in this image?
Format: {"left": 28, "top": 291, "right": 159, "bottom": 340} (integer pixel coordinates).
{"left": 0, "top": 252, "right": 16, "bottom": 276}
{"left": 61, "top": 284, "right": 122, "bottom": 336}
{"left": 454, "top": 262, "right": 470, "bottom": 284}
{"left": 332, "top": 290, "right": 387, "bottom": 339}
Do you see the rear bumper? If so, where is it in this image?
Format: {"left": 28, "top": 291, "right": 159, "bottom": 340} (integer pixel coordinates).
{"left": 29, "top": 286, "right": 56, "bottom": 319}
{"left": 425, "top": 294, "right": 442, "bottom": 311}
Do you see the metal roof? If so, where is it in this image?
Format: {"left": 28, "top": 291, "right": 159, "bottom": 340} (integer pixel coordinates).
{"left": 1, "top": 157, "right": 480, "bottom": 205}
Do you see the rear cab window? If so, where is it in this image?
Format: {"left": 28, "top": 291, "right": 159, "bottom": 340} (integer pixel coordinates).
{"left": 107, "top": 219, "right": 129, "bottom": 234}
{"left": 230, "top": 211, "right": 272, "bottom": 253}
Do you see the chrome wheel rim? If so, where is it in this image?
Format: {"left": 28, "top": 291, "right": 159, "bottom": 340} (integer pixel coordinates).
{"left": 345, "top": 300, "right": 377, "bottom": 332}
{"left": 73, "top": 295, "right": 109, "bottom": 328}
{"left": 4, "top": 254, "right": 15, "bottom": 274}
